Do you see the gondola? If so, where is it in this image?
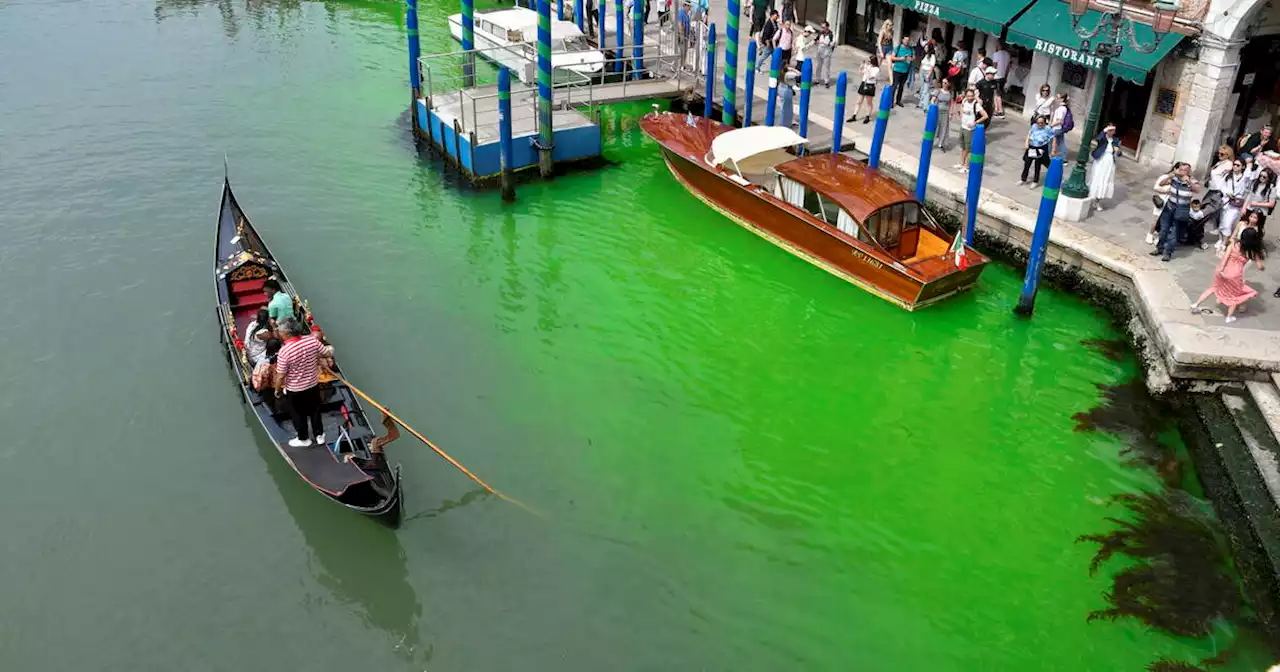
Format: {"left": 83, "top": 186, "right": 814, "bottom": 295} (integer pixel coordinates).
{"left": 214, "top": 174, "right": 403, "bottom": 526}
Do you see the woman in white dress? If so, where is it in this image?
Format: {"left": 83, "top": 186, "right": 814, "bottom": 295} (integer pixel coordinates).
{"left": 1088, "top": 123, "right": 1120, "bottom": 210}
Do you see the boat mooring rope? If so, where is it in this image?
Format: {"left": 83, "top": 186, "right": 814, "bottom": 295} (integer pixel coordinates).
{"left": 340, "top": 378, "right": 544, "bottom": 518}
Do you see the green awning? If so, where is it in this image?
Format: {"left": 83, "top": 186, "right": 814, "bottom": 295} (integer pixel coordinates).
{"left": 1006, "top": 0, "right": 1184, "bottom": 84}
{"left": 885, "top": 0, "right": 1034, "bottom": 36}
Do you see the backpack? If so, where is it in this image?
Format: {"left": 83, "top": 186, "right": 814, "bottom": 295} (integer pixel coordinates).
{"left": 1062, "top": 106, "right": 1075, "bottom": 133}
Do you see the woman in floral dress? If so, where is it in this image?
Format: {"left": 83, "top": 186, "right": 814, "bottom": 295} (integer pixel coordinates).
{"left": 1191, "top": 226, "right": 1267, "bottom": 324}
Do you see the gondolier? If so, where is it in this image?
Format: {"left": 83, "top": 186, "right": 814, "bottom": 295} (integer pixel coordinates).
{"left": 277, "top": 318, "right": 328, "bottom": 448}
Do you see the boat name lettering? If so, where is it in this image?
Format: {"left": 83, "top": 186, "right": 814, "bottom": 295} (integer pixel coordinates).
{"left": 1033, "top": 39, "right": 1102, "bottom": 69}
{"left": 852, "top": 249, "right": 883, "bottom": 269}
{"left": 912, "top": 1, "right": 940, "bottom": 16}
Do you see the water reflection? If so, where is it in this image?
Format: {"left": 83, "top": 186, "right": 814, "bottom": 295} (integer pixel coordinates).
{"left": 244, "top": 405, "right": 428, "bottom": 664}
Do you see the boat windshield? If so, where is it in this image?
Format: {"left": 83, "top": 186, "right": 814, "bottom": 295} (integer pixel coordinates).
{"left": 561, "top": 35, "right": 591, "bottom": 51}
{"left": 863, "top": 201, "right": 925, "bottom": 253}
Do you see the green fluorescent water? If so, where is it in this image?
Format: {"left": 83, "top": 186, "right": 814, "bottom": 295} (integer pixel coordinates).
{"left": 0, "top": 0, "right": 1270, "bottom": 669}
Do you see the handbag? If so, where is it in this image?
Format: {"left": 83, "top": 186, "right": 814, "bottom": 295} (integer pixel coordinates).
{"left": 947, "top": 63, "right": 961, "bottom": 78}
{"left": 1025, "top": 146, "right": 1044, "bottom": 159}
{"left": 857, "top": 81, "right": 875, "bottom": 96}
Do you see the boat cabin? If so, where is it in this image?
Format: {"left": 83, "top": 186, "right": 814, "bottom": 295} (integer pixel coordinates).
{"left": 707, "top": 127, "right": 954, "bottom": 265}
{"left": 472, "top": 8, "right": 592, "bottom": 52}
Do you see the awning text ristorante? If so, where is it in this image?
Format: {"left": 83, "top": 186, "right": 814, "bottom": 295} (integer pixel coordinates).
{"left": 1031, "top": 39, "right": 1104, "bottom": 69}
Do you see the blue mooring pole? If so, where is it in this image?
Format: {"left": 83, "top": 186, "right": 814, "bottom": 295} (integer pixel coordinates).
{"left": 575, "top": 0, "right": 584, "bottom": 30}
{"left": 599, "top": 6, "right": 606, "bottom": 60}
{"left": 407, "top": 0, "right": 421, "bottom": 102}
{"left": 831, "top": 72, "right": 847, "bottom": 153}
{"left": 1014, "top": 157, "right": 1064, "bottom": 317}
{"left": 704, "top": 24, "right": 716, "bottom": 119}
{"left": 723, "top": 0, "right": 740, "bottom": 124}
{"left": 615, "top": 0, "right": 624, "bottom": 74}
{"left": 558, "top": 0, "right": 565, "bottom": 22}
{"left": 461, "top": 0, "right": 475, "bottom": 88}
{"left": 633, "top": 4, "right": 644, "bottom": 80}
{"left": 964, "top": 125, "right": 987, "bottom": 246}
{"left": 868, "top": 86, "right": 892, "bottom": 169}
{"left": 744, "top": 40, "right": 757, "bottom": 127}
{"left": 498, "top": 68, "right": 516, "bottom": 202}
{"left": 537, "top": 0, "right": 554, "bottom": 177}
{"left": 765, "top": 47, "right": 781, "bottom": 126}
{"left": 916, "top": 103, "right": 938, "bottom": 202}
{"left": 797, "top": 59, "right": 813, "bottom": 151}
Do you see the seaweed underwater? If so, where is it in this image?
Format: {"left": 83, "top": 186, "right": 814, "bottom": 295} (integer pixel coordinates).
{"left": 1072, "top": 340, "right": 1258, "bottom": 669}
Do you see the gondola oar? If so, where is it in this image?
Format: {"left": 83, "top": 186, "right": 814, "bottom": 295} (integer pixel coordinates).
{"left": 340, "top": 378, "right": 544, "bottom": 518}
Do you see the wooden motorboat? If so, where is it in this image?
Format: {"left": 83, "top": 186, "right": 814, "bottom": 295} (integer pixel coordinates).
{"left": 639, "top": 112, "right": 989, "bottom": 310}
{"left": 214, "top": 175, "right": 403, "bottom": 526}
{"left": 447, "top": 8, "right": 605, "bottom": 85}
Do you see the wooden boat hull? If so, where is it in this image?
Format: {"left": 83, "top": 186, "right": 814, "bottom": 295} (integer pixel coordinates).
{"left": 643, "top": 114, "right": 986, "bottom": 310}
{"left": 214, "top": 176, "right": 404, "bottom": 527}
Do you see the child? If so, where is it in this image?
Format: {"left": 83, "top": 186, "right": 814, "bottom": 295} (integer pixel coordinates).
{"left": 1191, "top": 226, "right": 1266, "bottom": 324}
{"left": 1187, "top": 199, "right": 1208, "bottom": 250}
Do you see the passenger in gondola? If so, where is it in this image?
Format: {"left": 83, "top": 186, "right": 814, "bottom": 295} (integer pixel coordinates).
{"left": 263, "top": 278, "right": 294, "bottom": 330}
{"left": 276, "top": 318, "right": 327, "bottom": 447}
{"left": 252, "top": 338, "right": 283, "bottom": 412}
{"left": 244, "top": 307, "right": 273, "bottom": 366}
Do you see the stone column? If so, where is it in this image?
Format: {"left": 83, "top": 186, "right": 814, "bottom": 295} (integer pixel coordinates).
{"left": 1174, "top": 39, "right": 1242, "bottom": 171}
{"left": 826, "top": 0, "right": 844, "bottom": 38}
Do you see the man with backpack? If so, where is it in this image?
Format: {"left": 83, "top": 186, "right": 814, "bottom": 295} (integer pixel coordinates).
{"left": 1050, "top": 92, "right": 1074, "bottom": 159}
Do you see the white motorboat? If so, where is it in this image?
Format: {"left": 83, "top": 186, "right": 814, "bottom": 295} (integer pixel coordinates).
{"left": 447, "top": 8, "right": 606, "bottom": 85}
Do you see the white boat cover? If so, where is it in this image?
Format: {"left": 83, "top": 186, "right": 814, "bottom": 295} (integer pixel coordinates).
{"left": 710, "top": 126, "right": 807, "bottom": 167}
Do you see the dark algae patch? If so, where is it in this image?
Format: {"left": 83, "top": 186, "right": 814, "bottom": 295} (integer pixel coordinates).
{"left": 1072, "top": 377, "right": 1187, "bottom": 488}
{"left": 1079, "top": 491, "right": 1244, "bottom": 638}
{"left": 1072, "top": 371, "right": 1266, "bottom": 669}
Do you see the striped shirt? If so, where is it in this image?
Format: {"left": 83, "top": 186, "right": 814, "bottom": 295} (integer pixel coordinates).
{"left": 1166, "top": 176, "right": 1194, "bottom": 207}
{"left": 277, "top": 334, "right": 322, "bottom": 392}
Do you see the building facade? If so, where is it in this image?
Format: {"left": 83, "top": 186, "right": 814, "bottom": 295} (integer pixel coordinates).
{"left": 815, "top": 0, "right": 1280, "bottom": 170}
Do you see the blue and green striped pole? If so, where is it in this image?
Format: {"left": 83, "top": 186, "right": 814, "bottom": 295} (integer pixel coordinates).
{"left": 916, "top": 103, "right": 938, "bottom": 201}
{"left": 632, "top": 3, "right": 644, "bottom": 79}
{"left": 407, "top": 0, "right": 421, "bottom": 101}
{"left": 537, "top": 0, "right": 554, "bottom": 176}
{"left": 1014, "top": 157, "right": 1064, "bottom": 317}
{"left": 964, "top": 125, "right": 986, "bottom": 245}
{"left": 703, "top": 23, "right": 716, "bottom": 119}
{"left": 575, "top": 0, "right": 584, "bottom": 30}
{"left": 764, "top": 47, "right": 781, "bottom": 126}
{"left": 868, "top": 86, "right": 892, "bottom": 169}
{"left": 831, "top": 72, "right": 847, "bottom": 152}
{"left": 498, "top": 68, "right": 516, "bottom": 201}
{"left": 615, "top": 0, "right": 624, "bottom": 74}
{"left": 722, "top": 0, "right": 740, "bottom": 124}
{"left": 461, "top": 0, "right": 475, "bottom": 88}
{"left": 743, "top": 40, "right": 757, "bottom": 127}
{"left": 797, "top": 59, "right": 813, "bottom": 150}
{"left": 558, "top": 0, "right": 565, "bottom": 22}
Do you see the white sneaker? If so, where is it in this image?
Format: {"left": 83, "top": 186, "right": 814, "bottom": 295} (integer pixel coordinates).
{"left": 952, "top": 163, "right": 965, "bottom": 169}
{"left": 1016, "top": 180, "right": 1025, "bottom": 185}
{"left": 1200, "top": 242, "right": 1209, "bottom": 250}
{"left": 314, "top": 433, "right": 326, "bottom": 444}
{"left": 1225, "top": 316, "right": 1238, "bottom": 324}
{"left": 1144, "top": 232, "right": 1157, "bottom": 245}
{"left": 1096, "top": 202, "right": 1106, "bottom": 211}
{"left": 1190, "top": 302, "right": 1200, "bottom": 313}
{"left": 289, "top": 437, "right": 312, "bottom": 448}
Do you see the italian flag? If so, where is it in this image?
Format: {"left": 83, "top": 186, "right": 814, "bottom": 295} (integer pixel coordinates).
{"left": 950, "top": 231, "right": 969, "bottom": 269}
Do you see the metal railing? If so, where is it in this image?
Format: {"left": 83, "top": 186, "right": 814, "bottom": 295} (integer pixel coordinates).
{"left": 417, "top": 20, "right": 702, "bottom": 142}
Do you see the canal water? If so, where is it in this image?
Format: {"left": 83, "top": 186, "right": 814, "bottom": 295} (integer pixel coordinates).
{"left": 1, "top": 0, "right": 1272, "bottom": 669}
